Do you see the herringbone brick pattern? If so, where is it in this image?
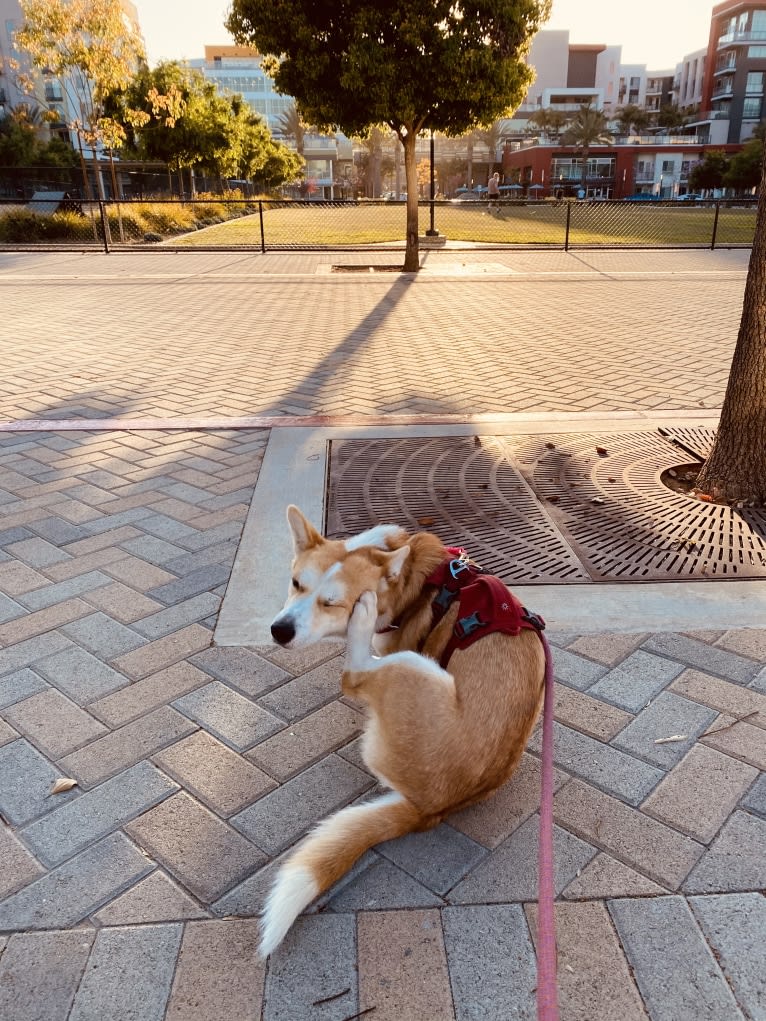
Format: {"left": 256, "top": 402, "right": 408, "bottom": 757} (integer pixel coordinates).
{"left": 0, "top": 250, "right": 747, "bottom": 421}
{"left": 0, "top": 430, "right": 764, "bottom": 1019}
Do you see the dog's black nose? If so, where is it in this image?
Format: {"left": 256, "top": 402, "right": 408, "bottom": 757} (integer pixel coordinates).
{"left": 271, "top": 618, "right": 295, "bottom": 646}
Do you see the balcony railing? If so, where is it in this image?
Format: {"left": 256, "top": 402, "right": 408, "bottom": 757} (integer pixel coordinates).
{"left": 711, "top": 84, "right": 735, "bottom": 99}
{"left": 717, "top": 30, "right": 766, "bottom": 48}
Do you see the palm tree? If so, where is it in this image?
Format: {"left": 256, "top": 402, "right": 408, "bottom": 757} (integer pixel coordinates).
{"left": 474, "top": 119, "right": 504, "bottom": 175}
{"left": 527, "top": 107, "right": 569, "bottom": 140}
{"left": 7, "top": 102, "right": 45, "bottom": 129}
{"left": 656, "top": 104, "right": 687, "bottom": 134}
{"left": 630, "top": 109, "right": 654, "bottom": 135}
{"left": 277, "top": 102, "right": 307, "bottom": 155}
{"left": 563, "top": 103, "right": 613, "bottom": 195}
{"left": 615, "top": 104, "right": 644, "bottom": 136}
{"left": 462, "top": 128, "right": 479, "bottom": 188}
{"left": 360, "top": 126, "right": 386, "bottom": 197}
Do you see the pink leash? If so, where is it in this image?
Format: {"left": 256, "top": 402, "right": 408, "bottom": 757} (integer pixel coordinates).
{"left": 536, "top": 633, "right": 559, "bottom": 1020}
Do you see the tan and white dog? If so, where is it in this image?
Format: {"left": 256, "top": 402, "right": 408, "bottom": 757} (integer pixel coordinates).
{"left": 260, "top": 505, "right": 546, "bottom": 957}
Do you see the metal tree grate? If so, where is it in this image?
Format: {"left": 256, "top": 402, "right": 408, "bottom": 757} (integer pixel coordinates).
{"left": 510, "top": 429, "right": 766, "bottom": 581}
{"left": 326, "top": 436, "right": 589, "bottom": 584}
{"left": 326, "top": 431, "right": 766, "bottom": 583}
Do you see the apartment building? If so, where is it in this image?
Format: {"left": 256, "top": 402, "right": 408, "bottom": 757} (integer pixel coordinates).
{"left": 502, "top": 139, "right": 743, "bottom": 200}
{"left": 188, "top": 45, "right": 293, "bottom": 134}
{"left": 675, "top": 47, "right": 707, "bottom": 109}
{"left": 699, "top": 0, "right": 766, "bottom": 141}
{"left": 645, "top": 72, "right": 675, "bottom": 114}
{"left": 0, "top": 0, "right": 143, "bottom": 151}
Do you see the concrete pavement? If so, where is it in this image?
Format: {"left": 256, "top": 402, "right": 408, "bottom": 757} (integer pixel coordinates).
{"left": 0, "top": 249, "right": 764, "bottom": 1021}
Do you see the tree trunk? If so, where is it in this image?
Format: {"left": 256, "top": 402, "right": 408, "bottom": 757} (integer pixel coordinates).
{"left": 580, "top": 145, "right": 589, "bottom": 194}
{"left": 695, "top": 151, "right": 766, "bottom": 505}
{"left": 402, "top": 132, "right": 420, "bottom": 272}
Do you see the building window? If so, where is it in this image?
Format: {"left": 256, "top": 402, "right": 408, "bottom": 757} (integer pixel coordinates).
{"left": 748, "top": 46, "right": 766, "bottom": 56}
{"left": 743, "top": 96, "right": 763, "bottom": 119}
{"left": 753, "top": 10, "right": 766, "bottom": 33}
{"left": 661, "top": 159, "right": 674, "bottom": 173}
{"left": 746, "top": 71, "right": 764, "bottom": 93}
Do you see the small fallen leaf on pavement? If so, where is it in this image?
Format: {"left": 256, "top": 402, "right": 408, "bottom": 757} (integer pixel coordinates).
{"left": 591, "top": 497, "right": 605, "bottom": 505}
{"left": 565, "top": 965, "right": 575, "bottom": 974}
{"left": 547, "top": 496, "right": 559, "bottom": 503}
{"left": 654, "top": 735, "right": 688, "bottom": 745}
{"left": 595, "top": 446, "right": 608, "bottom": 456}
{"left": 417, "top": 516, "right": 435, "bottom": 526}
{"left": 607, "top": 477, "right": 616, "bottom": 483}
{"left": 544, "top": 442, "right": 556, "bottom": 450}
{"left": 697, "top": 492, "right": 713, "bottom": 502}
{"left": 51, "top": 778, "right": 78, "bottom": 795}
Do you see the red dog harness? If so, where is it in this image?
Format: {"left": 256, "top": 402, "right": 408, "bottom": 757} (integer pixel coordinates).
{"left": 425, "top": 547, "right": 545, "bottom": 668}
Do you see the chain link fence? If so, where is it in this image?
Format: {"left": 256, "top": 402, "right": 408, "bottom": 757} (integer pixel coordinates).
{"left": 0, "top": 196, "right": 757, "bottom": 252}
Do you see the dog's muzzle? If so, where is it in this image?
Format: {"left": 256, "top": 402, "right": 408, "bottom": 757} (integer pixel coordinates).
{"left": 271, "top": 617, "right": 295, "bottom": 646}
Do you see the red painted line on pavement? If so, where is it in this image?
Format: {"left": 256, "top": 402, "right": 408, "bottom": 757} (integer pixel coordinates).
{"left": 0, "top": 413, "right": 543, "bottom": 432}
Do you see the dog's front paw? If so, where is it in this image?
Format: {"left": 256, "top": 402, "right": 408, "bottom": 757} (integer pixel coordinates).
{"left": 349, "top": 590, "right": 378, "bottom": 639}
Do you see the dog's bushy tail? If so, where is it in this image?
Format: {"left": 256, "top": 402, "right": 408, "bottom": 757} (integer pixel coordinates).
{"left": 259, "top": 791, "right": 422, "bottom": 957}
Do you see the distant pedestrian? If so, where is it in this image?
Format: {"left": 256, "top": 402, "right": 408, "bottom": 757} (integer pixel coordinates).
{"left": 487, "top": 172, "right": 500, "bottom": 212}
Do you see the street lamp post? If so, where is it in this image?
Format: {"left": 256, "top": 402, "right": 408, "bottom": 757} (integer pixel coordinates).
{"left": 426, "top": 130, "right": 439, "bottom": 236}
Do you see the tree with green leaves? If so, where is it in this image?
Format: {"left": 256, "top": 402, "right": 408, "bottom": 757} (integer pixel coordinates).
{"left": 724, "top": 139, "right": 762, "bottom": 193}
{"left": 562, "top": 103, "right": 612, "bottom": 194}
{"left": 695, "top": 147, "right": 766, "bottom": 505}
{"left": 226, "top": 0, "right": 550, "bottom": 270}
{"left": 688, "top": 150, "right": 730, "bottom": 194}
{"left": 15, "top": 0, "right": 146, "bottom": 196}
{"left": 107, "top": 61, "right": 302, "bottom": 189}
{"left": 0, "top": 103, "right": 78, "bottom": 166}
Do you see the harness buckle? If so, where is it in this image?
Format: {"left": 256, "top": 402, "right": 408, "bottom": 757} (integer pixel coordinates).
{"left": 522, "top": 608, "right": 546, "bottom": 632}
{"left": 449, "top": 553, "right": 471, "bottom": 579}
{"left": 454, "top": 611, "right": 485, "bottom": 639}
{"left": 434, "top": 585, "right": 458, "bottom": 611}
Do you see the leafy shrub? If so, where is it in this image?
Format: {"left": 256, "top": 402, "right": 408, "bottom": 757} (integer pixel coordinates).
{"left": 0, "top": 209, "right": 49, "bottom": 242}
{"left": 130, "top": 202, "right": 196, "bottom": 233}
{"left": 106, "top": 209, "right": 145, "bottom": 240}
{"left": 192, "top": 201, "right": 227, "bottom": 221}
{"left": 46, "top": 211, "right": 93, "bottom": 240}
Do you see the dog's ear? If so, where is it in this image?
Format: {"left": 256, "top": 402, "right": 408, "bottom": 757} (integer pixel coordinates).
{"left": 383, "top": 544, "right": 410, "bottom": 580}
{"left": 286, "top": 505, "right": 323, "bottom": 553}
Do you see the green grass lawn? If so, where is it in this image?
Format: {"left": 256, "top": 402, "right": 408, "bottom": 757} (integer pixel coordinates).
{"left": 169, "top": 201, "right": 756, "bottom": 249}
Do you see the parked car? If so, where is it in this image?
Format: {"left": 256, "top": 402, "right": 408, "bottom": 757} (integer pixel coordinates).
{"left": 677, "top": 193, "right": 703, "bottom": 201}
{"left": 624, "top": 194, "right": 660, "bottom": 201}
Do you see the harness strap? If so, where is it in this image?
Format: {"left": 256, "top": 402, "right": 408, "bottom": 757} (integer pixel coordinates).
{"left": 425, "top": 551, "right": 545, "bottom": 669}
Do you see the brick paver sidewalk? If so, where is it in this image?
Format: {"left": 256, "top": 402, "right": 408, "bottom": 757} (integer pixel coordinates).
{"left": 0, "top": 248, "right": 750, "bottom": 423}
{"left": 0, "top": 428, "right": 764, "bottom": 1020}
{"left": 0, "top": 249, "right": 763, "bottom": 1019}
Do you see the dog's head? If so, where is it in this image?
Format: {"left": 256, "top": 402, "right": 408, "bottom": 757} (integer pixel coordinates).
{"left": 270, "top": 506, "right": 410, "bottom": 647}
